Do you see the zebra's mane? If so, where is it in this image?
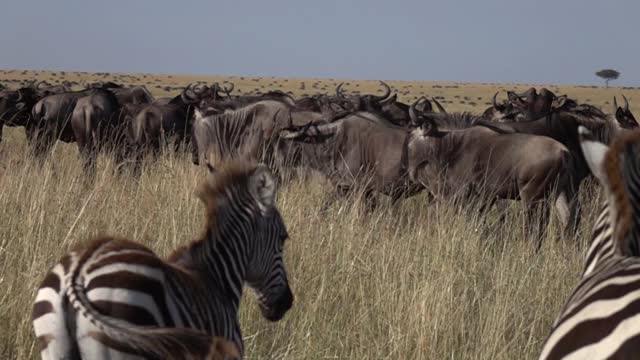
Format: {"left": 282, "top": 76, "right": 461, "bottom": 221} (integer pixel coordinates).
{"left": 168, "top": 161, "right": 260, "bottom": 263}
{"left": 603, "top": 129, "right": 640, "bottom": 257}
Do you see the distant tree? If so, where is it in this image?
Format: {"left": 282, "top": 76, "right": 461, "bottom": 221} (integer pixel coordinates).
{"left": 595, "top": 69, "right": 620, "bottom": 88}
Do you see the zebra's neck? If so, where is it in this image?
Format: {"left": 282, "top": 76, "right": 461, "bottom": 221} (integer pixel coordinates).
{"left": 179, "top": 213, "right": 254, "bottom": 312}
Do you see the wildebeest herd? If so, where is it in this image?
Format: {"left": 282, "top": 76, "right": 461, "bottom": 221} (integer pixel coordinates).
{"left": 2, "top": 79, "right": 640, "bottom": 359}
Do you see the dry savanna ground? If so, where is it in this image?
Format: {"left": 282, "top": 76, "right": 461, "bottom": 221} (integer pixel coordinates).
{"left": 0, "top": 70, "right": 638, "bottom": 359}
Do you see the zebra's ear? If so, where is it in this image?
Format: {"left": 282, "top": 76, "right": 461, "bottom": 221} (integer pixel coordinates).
{"left": 579, "top": 126, "right": 610, "bottom": 187}
{"left": 249, "top": 164, "right": 277, "bottom": 213}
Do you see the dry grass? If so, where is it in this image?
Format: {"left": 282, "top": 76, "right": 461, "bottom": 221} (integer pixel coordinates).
{"left": 0, "top": 70, "right": 619, "bottom": 359}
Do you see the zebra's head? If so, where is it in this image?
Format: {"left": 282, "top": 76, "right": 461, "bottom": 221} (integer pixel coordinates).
{"left": 242, "top": 165, "right": 294, "bottom": 321}
{"left": 580, "top": 126, "right": 640, "bottom": 257}
{"left": 199, "top": 161, "right": 294, "bottom": 321}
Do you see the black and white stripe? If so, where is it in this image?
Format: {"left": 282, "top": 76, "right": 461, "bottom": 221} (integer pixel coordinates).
{"left": 32, "top": 162, "right": 293, "bottom": 359}
{"left": 539, "top": 128, "right": 640, "bottom": 359}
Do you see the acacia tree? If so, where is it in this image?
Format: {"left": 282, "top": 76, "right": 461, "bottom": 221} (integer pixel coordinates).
{"left": 595, "top": 69, "right": 620, "bottom": 88}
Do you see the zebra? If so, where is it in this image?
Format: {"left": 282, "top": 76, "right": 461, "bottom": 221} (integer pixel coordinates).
{"left": 32, "top": 161, "right": 294, "bottom": 359}
{"left": 539, "top": 127, "right": 640, "bottom": 360}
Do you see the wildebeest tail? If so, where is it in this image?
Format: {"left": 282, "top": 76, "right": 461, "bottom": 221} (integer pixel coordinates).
{"left": 32, "top": 101, "right": 46, "bottom": 125}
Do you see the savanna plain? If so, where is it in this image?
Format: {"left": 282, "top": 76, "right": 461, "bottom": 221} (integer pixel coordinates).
{"left": 1, "top": 70, "right": 639, "bottom": 359}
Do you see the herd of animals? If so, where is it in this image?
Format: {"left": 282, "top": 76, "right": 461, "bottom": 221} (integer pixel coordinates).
{"left": 2, "top": 78, "right": 640, "bottom": 359}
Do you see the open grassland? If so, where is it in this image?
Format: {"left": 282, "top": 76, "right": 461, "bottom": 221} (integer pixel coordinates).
{"left": 0, "top": 70, "right": 633, "bottom": 359}
{"left": 1, "top": 69, "right": 639, "bottom": 114}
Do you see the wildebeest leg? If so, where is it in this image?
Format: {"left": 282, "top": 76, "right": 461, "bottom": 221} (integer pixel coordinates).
{"left": 320, "top": 184, "right": 349, "bottom": 213}
{"left": 524, "top": 201, "right": 549, "bottom": 250}
{"left": 26, "top": 127, "right": 55, "bottom": 163}
{"left": 80, "top": 146, "right": 98, "bottom": 183}
{"left": 363, "top": 189, "right": 377, "bottom": 212}
{"left": 555, "top": 188, "right": 580, "bottom": 238}
{"left": 473, "top": 197, "right": 497, "bottom": 233}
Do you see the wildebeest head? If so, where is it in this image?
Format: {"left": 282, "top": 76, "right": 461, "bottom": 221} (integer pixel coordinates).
{"left": 408, "top": 97, "right": 450, "bottom": 127}
{"left": 336, "top": 81, "right": 393, "bottom": 112}
{"left": 482, "top": 91, "right": 521, "bottom": 122}
{"left": 0, "top": 86, "right": 39, "bottom": 124}
{"left": 483, "top": 88, "right": 570, "bottom": 122}
{"left": 508, "top": 88, "right": 571, "bottom": 121}
{"left": 32, "top": 80, "right": 72, "bottom": 97}
{"left": 613, "top": 95, "right": 638, "bottom": 129}
{"left": 277, "top": 120, "right": 342, "bottom": 172}
{"left": 177, "top": 83, "right": 209, "bottom": 105}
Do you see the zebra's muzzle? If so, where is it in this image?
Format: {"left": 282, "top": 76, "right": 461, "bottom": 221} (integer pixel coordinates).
{"left": 259, "top": 286, "right": 294, "bottom": 322}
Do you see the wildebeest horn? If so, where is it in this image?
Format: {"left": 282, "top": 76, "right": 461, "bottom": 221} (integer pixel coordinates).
{"left": 623, "top": 95, "right": 630, "bottom": 112}
{"left": 431, "top": 98, "right": 447, "bottom": 114}
{"left": 492, "top": 92, "right": 499, "bottom": 108}
{"left": 15, "top": 89, "right": 24, "bottom": 102}
{"left": 551, "top": 95, "right": 567, "bottom": 110}
{"left": 336, "top": 83, "right": 345, "bottom": 97}
{"left": 181, "top": 83, "right": 198, "bottom": 102}
{"left": 35, "top": 81, "right": 46, "bottom": 90}
{"left": 409, "top": 97, "right": 427, "bottom": 126}
{"left": 373, "top": 81, "right": 391, "bottom": 101}
{"left": 614, "top": 96, "right": 619, "bottom": 110}
{"left": 222, "top": 82, "right": 234, "bottom": 96}
{"left": 280, "top": 122, "right": 313, "bottom": 140}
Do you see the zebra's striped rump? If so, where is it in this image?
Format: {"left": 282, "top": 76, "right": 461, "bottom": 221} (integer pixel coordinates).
{"left": 539, "top": 128, "right": 640, "bottom": 359}
{"left": 32, "top": 161, "right": 292, "bottom": 359}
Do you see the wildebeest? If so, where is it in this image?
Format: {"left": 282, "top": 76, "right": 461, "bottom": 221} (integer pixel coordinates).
{"left": 33, "top": 80, "right": 72, "bottom": 97}
{"left": 278, "top": 112, "right": 424, "bottom": 210}
{"left": 197, "top": 84, "right": 297, "bottom": 115}
{"left": 88, "top": 81, "right": 155, "bottom": 105}
{"left": 405, "top": 116, "right": 578, "bottom": 243}
{"left": 482, "top": 88, "right": 570, "bottom": 122}
{"left": 0, "top": 86, "right": 40, "bottom": 143}
{"left": 29, "top": 88, "right": 100, "bottom": 157}
{"left": 192, "top": 100, "right": 293, "bottom": 167}
{"left": 70, "top": 88, "right": 122, "bottom": 176}
{"left": 475, "top": 103, "right": 612, "bottom": 193}
{"left": 613, "top": 95, "right": 637, "bottom": 129}
{"left": 127, "top": 84, "right": 204, "bottom": 169}
{"left": 0, "top": 80, "right": 80, "bottom": 145}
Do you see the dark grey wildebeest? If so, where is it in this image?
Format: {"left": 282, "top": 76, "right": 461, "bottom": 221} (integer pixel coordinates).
{"left": 126, "top": 84, "right": 208, "bottom": 172}
{"left": 476, "top": 103, "right": 615, "bottom": 194}
{"left": 197, "top": 87, "right": 297, "bottom": 116}
{"left": 192, "top": 100, "right": 293, "bottom": 167}
{"left": 29, "top": 88, "right": 102, "bottom": 158}
{"left": 482, "top": 88, "right": 570, "bottom": 123}
{"left": 0, "top": 86, "right": 41, "bottom": 143}
{"left": 278, "top": 112, "right": 424, "bottom": 210}
{"left": 406, "top": 116, "right": 578, "bottom": 245}
{"left": 0, "top": 82, "right": 74, "bottom": 144}
{"left": 88, "top": 81, "right": 155, "bottom": 105}
{"left": 70, "top": 88, "right": 123, "bottom": 176}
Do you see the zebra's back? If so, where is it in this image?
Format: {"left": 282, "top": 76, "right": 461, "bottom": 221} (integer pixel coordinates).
{"left": 32, "top": 236, "right": 235, "bottom": 359}
{"left": 539, "top": 257, "right": 640, "bottom": 359}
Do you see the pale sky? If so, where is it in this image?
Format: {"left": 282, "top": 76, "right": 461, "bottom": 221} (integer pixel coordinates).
{"left": 1, "top": 0, "right": 638, "bottom": 86}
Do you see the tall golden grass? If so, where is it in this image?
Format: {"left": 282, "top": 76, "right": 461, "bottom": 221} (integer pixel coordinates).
{"left": 0, "top": 116, "right": 603, "bottom": 359}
